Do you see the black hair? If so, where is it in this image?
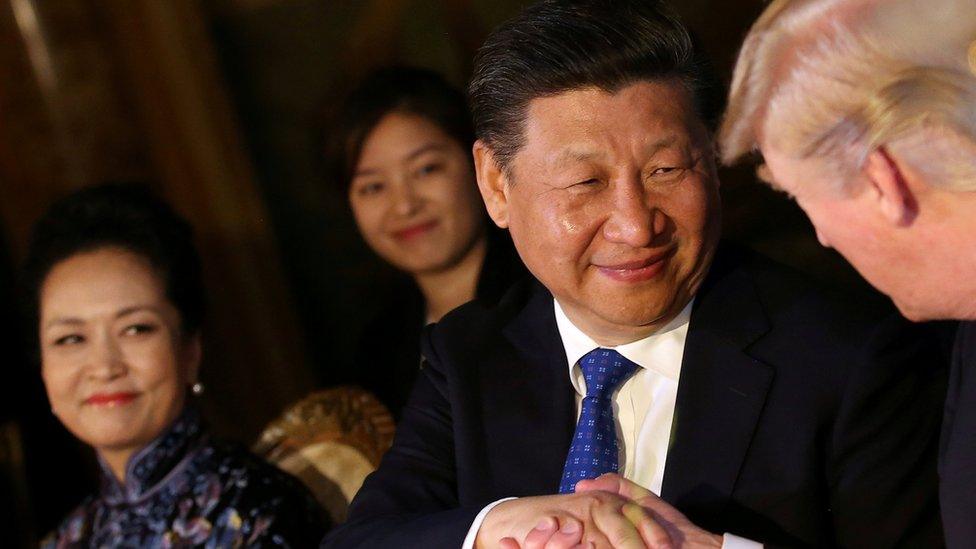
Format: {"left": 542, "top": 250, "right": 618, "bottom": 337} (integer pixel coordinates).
{"left": 468, "top": 0, "right": 723, "bottom": 170}
{"left": 326, "top": 66, "right": 475, "bottom": 193}
{"left": 23, "top": 183, "right": 206, "bottom": 342}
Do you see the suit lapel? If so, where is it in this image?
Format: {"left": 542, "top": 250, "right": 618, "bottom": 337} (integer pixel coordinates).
{"left": 481, "top": 282, "right": 576, "bottom": 497}
{"left": 661, "top": 250, "right": 774, "bottom": 522}
{"left": 478, "top": 250, "right": 775, "bottom": 503}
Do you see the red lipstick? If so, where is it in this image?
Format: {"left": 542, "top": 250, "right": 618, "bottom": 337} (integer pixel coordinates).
{"left": 85, "top": 392, "right": 139, "bottom": 407}
{"left": 393, "top": 220, "right": 438, "bottom": 241}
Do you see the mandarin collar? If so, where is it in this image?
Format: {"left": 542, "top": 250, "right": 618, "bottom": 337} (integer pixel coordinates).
{"left": 98, "top": 406, "right": 207, "bottom": 505}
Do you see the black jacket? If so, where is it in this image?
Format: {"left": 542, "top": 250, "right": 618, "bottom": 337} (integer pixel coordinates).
{"left": 326, "top": 244, "right": 946, "bottom": 548}
{"left": 941, "top": 320, "right": 976, "bottom": 548}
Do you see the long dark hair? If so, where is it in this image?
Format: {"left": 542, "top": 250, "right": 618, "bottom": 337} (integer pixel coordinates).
{"left": 23, "top": 183, "right": 206, "bottom": 346}
{"left": 325, "top": 66, "right": 475, "bottom": 193}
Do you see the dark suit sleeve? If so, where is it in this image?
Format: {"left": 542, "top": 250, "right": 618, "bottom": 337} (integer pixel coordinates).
{"left": 826, "top": 315, "right": 947, "bottom": 547}
{"left": 321, "top": 328, "right": 485, "bottom": 548}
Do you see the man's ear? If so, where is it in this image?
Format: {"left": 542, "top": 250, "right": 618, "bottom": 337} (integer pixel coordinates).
{"left": 473, "top": 140, "right": 512, "bottom": 229}
{"left": 863, "top": 147, "right": 918, "bottom": 226}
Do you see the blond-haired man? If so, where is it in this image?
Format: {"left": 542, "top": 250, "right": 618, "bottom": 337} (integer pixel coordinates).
{"left": 721, "top": 1, "right": 976, "bottom": 546}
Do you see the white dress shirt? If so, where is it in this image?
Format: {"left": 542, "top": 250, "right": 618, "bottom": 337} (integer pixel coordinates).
{"left": 461, "top": 298, "right": 761, "bottom": 549}
{"left": 555, "top": 298, "right": 687, "bottom": 495}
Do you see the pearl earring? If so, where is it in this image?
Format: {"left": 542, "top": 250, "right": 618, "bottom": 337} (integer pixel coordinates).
{"left": 191, "top": 382, "right": 205, "bottom": 396}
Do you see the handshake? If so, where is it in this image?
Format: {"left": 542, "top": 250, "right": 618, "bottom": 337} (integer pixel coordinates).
{"left": 476, "top": 474, "right": 723, "bottom": 549}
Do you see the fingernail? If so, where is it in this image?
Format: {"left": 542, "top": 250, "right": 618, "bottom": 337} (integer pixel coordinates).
{"left": 560, "top": 520, "right": 580, "bottom": 534}
{"left": 535, "top": 518, "right": 555, "bottom": 531}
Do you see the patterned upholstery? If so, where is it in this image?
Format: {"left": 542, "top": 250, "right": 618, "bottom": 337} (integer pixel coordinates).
{"left": 253, "top": 387, "right": 395, "bottom": 524}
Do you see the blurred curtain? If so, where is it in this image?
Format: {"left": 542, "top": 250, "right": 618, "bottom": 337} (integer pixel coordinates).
{"left": 0, "top": 0, "right": 313, "bottom": 447}
{"left": 207, "top": 0, "right": 531, "bottom": 387}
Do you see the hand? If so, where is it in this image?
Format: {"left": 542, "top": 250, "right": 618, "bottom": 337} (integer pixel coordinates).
{"left": 476, "top": 492, "right": 674, "bottom": 549}
{"left": 498, "top": 516, "right": 585, "bottom": 549}
{"left": 575, "top": 475, "right": 722, "bottom": 549}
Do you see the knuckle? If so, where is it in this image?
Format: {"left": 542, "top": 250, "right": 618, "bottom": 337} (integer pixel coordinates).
{"left": 544, "top": 536, "right": 572, "bottom": 549}
{"left": 590, "top": 491, "right": 617, "bottom": 504}
{"left": 600, "top": 517, "right": 635, "bottom": 543}
{"left": 641, "top": 523, "right": 672, "bottom": 548}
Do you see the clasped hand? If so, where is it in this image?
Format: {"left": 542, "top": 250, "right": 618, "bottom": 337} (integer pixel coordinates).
{"left": 476, "top": 474, "right": 722, "bottom": 549}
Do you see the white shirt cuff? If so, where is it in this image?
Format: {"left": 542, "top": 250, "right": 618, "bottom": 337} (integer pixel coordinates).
{"left": 461, "top": 502, "right": 759, "bottom": 549}
{"left": 722, "top": 533, "right": 763, "bottom": 548}
{"left": 461, "top": 497, "right": 518, "bottom": 549}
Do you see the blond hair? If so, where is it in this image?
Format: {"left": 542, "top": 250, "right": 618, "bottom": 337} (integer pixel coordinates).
{"left": 719, "top": 0, "right": 976, "bottom": 192}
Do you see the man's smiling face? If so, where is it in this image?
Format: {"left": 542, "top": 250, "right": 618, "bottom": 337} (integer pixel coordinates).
{"left": 494, "top": 80, "right": 721, "bottom": 343}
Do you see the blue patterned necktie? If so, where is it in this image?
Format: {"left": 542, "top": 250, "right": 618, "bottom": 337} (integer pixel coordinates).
{"left": 559, "top": 348, "right": 640, "bottom": 493}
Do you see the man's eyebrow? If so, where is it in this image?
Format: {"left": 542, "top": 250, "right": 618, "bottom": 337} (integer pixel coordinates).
{"left": 646, "top": 134, "right": 678, "bottom": 154}
{"left": 549, "top": 135, "right": 680, "bottom": 167}
{"left": 551, "top": 148, "right": 603, "bottom": 166}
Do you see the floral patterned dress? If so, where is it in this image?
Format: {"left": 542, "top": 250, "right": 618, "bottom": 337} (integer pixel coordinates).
{"left": 43, "top": 407, "right": 328, "bottom": 548}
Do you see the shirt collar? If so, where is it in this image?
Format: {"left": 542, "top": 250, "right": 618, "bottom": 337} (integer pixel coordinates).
{"left": 554, "top": 298, "right": 694, "bottom": 396}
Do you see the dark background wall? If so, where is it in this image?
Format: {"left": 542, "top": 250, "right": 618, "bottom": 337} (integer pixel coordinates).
{"left": 206, "top": 0, "right": 871, "bottom": 389}
{"left": 0, "top": 0, "right": 875, "bottom": 545}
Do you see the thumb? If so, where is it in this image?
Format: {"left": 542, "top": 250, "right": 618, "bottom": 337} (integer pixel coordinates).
{"left": 577, "top": 474, "right": 654, "bottom": 502}
{"left": 499, "top": 537, "right": 521, "bottom": 549}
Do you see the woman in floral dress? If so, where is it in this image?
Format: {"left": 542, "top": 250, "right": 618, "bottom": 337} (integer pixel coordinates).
{"left": 27, "top": 184, "right": 328, "bottom": 547}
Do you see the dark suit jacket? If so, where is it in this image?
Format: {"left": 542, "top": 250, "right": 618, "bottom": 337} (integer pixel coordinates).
{"left": 940, "top": 320, "right": 976, "bottom": 548}
{"left": 324, "top": 245, "right": 947, "bottom": 548}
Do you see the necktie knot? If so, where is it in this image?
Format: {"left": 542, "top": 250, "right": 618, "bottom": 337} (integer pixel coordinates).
{"left": 580, "top": 348, "right": 639, "bottom": 401}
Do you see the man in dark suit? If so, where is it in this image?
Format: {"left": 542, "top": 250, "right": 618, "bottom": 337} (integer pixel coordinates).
{"left": 719, "top": 1, "right": 976, "bottom": 547}
{"left": 324, "top": 1, "right": 946, "bottom": 547}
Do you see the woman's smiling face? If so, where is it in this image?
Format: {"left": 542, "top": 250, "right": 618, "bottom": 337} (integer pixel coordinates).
{"left": 39, "top": 247, "right": 199, "bottom": 462}
{"left": 348, "top": 112, "right": 486, "bottom": 275}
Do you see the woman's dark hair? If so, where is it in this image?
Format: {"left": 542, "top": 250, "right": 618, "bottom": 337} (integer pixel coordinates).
{"left": 469, "top": 0, "right": 723, "bottom": 171}
{"left": 326, "top": 66, "right": 475, "bottom": 193}
{"left": 23, "top": 183, "right": 206, "bottom": 340}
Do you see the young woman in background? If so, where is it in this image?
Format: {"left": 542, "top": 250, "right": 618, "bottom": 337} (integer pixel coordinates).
{"left": 327, "top": 67, "right": 525, "bottom": 417}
